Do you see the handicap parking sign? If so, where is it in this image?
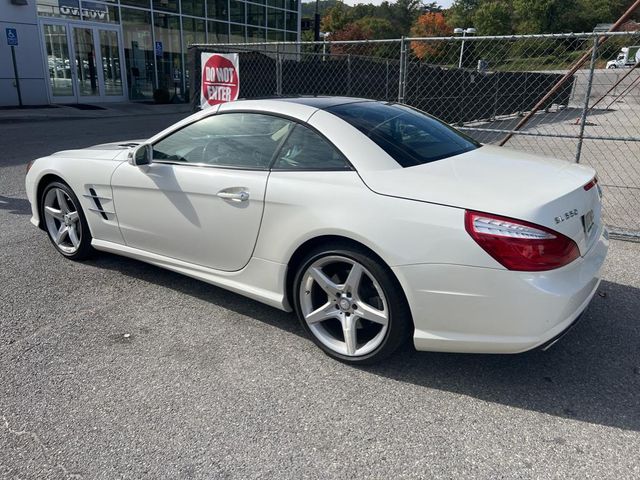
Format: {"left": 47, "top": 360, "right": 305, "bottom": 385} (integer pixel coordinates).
{"left": 6, "top": 28, "right": 18, "bottom": 46}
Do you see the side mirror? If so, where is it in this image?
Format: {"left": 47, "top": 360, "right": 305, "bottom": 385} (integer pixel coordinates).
{"left": 128, "top": 143, "right": 152, "bottom": 166}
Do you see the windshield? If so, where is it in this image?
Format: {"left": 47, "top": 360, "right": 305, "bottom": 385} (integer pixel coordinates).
{"left": 326, "top": 101, "right": 480, "bottom": 168}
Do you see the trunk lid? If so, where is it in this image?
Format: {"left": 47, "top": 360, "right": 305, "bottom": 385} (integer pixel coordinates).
{"left": 360, "top": 145, "right": 601, "bottom": 255}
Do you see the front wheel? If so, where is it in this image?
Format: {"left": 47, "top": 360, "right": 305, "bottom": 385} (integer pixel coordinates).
{"left": 41, "top": 181, "right": 93, "bottom": 260}
{"left": 293, "top": 245, "right": 412, "bottom": 364}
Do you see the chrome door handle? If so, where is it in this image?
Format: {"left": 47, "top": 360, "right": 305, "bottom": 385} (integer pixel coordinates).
{"left": 217, "top": 189, "right": 250, "bottom": 202}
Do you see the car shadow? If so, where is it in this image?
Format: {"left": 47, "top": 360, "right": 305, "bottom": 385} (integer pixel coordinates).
{"left": 0, "top": 195, "right": 31, "bottom": 215}
{"left": 87, "top": 252, "right": 305, "bottom": 338}
{"left": 88, "top": 253, "right": 639, "bottom": 432}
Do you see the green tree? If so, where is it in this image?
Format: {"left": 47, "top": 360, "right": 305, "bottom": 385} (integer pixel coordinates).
{"left": 422, "top": 2, "right": 443, "bottom": 13}
{"left": 353, "top": 16, "right": 397, "bottom": 39}
{"left": 377, "top": 0, "right": 425, "bottom": 35}
{"left": 301, "top": 0, "right": 342, "bottom": 18}
{"left": 512, "top": 0, "right": 577, "bottom": 34}
{"left": 473, "top": 1, "right": 513, "bottom": 35}
{"left": 321, "top": 2, "right": 354, "bottom": 33}
{"left": 446, "top": 0, "right": 481, "bottom": 29}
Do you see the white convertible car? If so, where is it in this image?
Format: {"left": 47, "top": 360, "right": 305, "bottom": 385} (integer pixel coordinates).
{"left": 25, "top": 97, "right": 608, "bottom": 364}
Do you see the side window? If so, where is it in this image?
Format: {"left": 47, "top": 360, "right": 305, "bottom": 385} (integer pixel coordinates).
{"left": 272, "top": 124, "right": 350, "bottom": 171}
{"left": 152, "top": 113, "right": 293, "bottom": 169}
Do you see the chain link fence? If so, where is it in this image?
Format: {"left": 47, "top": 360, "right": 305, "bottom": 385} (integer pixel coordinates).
{"left": 189, "top": 31, "right": 640, "bottom": 240}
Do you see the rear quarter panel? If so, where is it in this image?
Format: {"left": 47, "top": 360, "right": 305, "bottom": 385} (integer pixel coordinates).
{"left": 254, "top": 171, "right": 502, "bottom": 269}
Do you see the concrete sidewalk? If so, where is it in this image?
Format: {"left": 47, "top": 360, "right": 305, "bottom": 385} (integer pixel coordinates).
{"left": 0, "top": 102, "right": 193, "bottom": 123}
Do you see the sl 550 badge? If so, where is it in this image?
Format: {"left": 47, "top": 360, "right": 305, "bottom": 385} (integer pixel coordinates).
{"left": 555, "top": 209, "right": 578, "bottom": 224}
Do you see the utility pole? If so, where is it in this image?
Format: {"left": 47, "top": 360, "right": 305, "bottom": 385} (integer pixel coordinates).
{"left": 314, "top": 0, "right": 321, "bottom": 42}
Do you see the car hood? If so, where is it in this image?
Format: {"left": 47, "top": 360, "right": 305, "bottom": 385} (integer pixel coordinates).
{"left": 51, "top": 139, "right": 147, "bottom": 161}
{"left": 359, "top": 145, "right": 601, "bottom": 254}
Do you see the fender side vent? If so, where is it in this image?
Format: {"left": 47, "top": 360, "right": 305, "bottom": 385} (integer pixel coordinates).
{"left": 86, "top": 187, "right": 110, "bottom": 220}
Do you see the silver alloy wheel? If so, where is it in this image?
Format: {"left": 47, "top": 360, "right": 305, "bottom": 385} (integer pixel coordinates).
{"left": 43, "top": 187, "right": 82, "bottom": 254}
{"left": 299, "top": 255, "right": 389, "bottom": 357}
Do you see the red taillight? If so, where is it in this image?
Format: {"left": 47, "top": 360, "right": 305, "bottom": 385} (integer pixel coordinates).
{"left": 583, "top": 177, "right": 598, "bottom": 191}
{"left": 465, "top": 210, "right": 580, "bottom": 271}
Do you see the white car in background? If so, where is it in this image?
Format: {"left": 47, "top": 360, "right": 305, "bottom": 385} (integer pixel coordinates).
{"left": 25, "top": 98, "right": 608, "bottom": 364}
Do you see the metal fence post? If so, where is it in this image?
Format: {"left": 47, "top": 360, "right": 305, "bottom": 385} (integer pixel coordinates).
{"left": 386, "top": 59, "right": 390, "bottom": 100}
{"left": 347, "top": 54, "right": 352, "bottom": 96}
{"left": 575, "top": 36, "right": 600, "bottom": 163}
{"left": 398, "top": 37, "right": 406, "bottom": 103}
{"left": 276, "top": 43, "right": 283, "bottom": 96}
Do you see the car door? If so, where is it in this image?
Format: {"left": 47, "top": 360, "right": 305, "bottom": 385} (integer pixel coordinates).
{"left": 110, "top": 112, "right": 294, "bottom": 271}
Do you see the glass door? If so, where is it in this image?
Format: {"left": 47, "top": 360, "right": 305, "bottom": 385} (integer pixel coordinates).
{"left": 42, "top": 20, "right": 127, "bottom": 103}
{"left": 43, "top": 23, "right": 75, "bottom": 102}
{"left": 99, "top": 30, "right": 124, "bottom": 97}
{"left": 73, "top": 27, "right": 100, "bottom": 98}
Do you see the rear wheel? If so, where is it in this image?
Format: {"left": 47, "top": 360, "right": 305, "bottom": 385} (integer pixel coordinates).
{"left": 41, "top": 181, "right": 93, "bottom": 260}
{"left": 293, "top": 244, "right": 411, "bottom": 364}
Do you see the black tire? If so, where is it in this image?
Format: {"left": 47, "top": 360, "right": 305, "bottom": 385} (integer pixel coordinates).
{"left": 40, "top": 181, "right": 94, "bottom": 261}
{"left": 292, "top": 242, "right": 412, "bottom": 365}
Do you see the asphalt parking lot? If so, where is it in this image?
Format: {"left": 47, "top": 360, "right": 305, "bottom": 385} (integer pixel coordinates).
{"left": 1, "top": 112, "right": 639, "bottom": 479}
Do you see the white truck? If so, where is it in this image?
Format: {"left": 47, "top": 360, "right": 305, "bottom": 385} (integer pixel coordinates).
{"left": 606, "top": 46, "right": 640, "bottom": 69}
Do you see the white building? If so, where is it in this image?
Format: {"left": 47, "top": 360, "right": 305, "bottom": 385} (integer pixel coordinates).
{"left": 1, "top": 0, "right": 301, "bottom": 106}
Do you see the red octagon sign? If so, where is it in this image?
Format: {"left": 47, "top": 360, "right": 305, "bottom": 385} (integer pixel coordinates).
{"left": 201, "top": 54, "right": 239, "bottom": 106}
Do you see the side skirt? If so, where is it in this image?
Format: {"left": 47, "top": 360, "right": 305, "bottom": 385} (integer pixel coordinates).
{"left": 91, "top": 239, "right": 290, "bottom": 311}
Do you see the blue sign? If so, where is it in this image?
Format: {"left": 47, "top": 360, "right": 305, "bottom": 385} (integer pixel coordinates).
{"left": 155, "top": 41, "right": 163, "bottom": 57}
{"left": 6, "top": 28, "right": 18, "bottom": 46}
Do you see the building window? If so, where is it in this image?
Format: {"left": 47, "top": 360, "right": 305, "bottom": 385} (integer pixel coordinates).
{"left": 208, "top": 21, "right": 229, "bottom": 43}
{"left": 247, "top": 26, "right": 265, "bottom": 42}
{"left": 207, "top": 0, "right": 228, "bottom": 22}
{"left": 153, "top": 12, "right": 183, "bottom": 94}
{"left": 229, "top": 0, "right": 245, "bottom": 24}
{"left": 230, "top": 22, "right": 245, "bottom": 43}
{"left": 182, "top": 0, "right": 206, "bottom": 18}
{"left": 121, "top": 7, "right": 154, "bottom": 100}
{"left": 120, "top": 0, "right": 151, "bottom": 8}
{"left": 267, "top": 8, "right": 284, "bottom": 30}
{"left": 267, "top": 29, "right": 284, "bottom": 42}
{"left": 183, "top": 17, "right": 206, "bottom": 47}
{"left": 286, "top": 11, "right": 297, "bottom": 31}
{"left": 268, "top": 0, "right": 285, "bottom": 9}
{"left": 247, "top": 3, "right": 265, "bottom": 27}
{"left": 153, "top": 0, "right": 179, "bottom": 14}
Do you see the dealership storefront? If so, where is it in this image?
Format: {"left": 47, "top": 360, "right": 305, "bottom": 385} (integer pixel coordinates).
{"left": 0, "top": 0, "right": 300, "bottom": 106}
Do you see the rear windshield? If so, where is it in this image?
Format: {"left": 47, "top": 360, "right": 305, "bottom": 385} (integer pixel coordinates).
{"left": 326, "top": 102, "right": 480, "bottom": 168}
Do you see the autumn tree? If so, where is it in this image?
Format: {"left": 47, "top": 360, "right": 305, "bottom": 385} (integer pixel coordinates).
{"left": 331, "top": 17, "right": 396, "bottom": 56}
{"left": 321, "top": 2, "right": 353, "bottom": 34}
{"left": 410, "top": 12, "right": 452, "bottom": 60}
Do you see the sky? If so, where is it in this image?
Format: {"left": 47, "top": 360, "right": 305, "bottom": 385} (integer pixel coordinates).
{"left": 341, "top": 0, "right": 454, "bottom": 6}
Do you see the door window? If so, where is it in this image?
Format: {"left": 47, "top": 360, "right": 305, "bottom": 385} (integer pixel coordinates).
{"left": 152, "top": 113, "right": 294, "bottom": 169}
{"left": 272, "top": 124, "right": 350, "bottom": 171}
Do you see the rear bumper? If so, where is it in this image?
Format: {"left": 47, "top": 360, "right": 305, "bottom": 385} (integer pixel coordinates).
{"left": 393, "top": 226, "right": 609, "bottom": 354}
{"left": 537, "top": 310, "right": 586, "bottom": 351}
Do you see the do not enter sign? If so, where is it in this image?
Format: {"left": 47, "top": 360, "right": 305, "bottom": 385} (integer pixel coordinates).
{"left": 200, "top": 53, "right": 240, "bottom": 108}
